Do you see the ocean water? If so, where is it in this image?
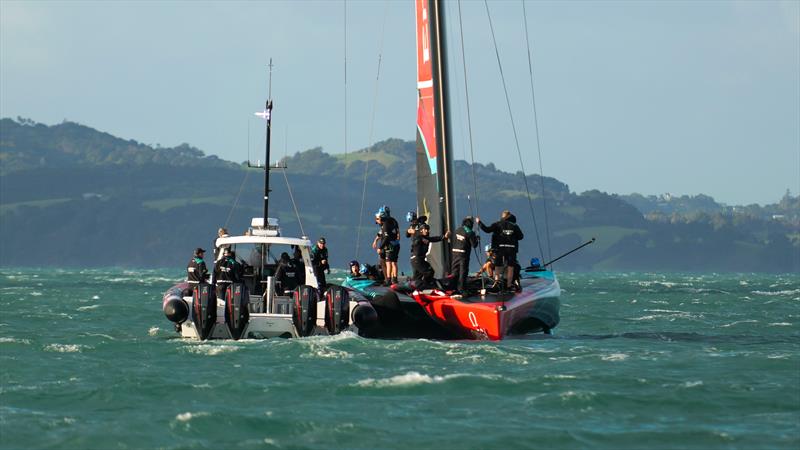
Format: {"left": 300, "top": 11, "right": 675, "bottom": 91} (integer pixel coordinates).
{"left": 0, "top": 269, "right": 798, "bottom": 450}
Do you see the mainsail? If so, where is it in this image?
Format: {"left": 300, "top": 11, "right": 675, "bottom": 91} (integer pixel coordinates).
{"left": 415, "top": 0, "right": 455, "bottom": 276}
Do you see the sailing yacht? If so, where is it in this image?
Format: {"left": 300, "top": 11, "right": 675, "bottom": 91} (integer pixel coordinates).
{"left": 341, "top": 0, "right": 561, "bottom": 340}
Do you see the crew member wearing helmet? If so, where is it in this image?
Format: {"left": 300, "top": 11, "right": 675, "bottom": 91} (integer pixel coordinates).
{"left": 477, "top": 245, "right": 496, "bottom": 278}
{"left": 374, "top": 205, "right": 400, "bottom": 285}
{"left": 410, "top": 223, "right": 450, "bottom": 289}
{"left": 348, "top": 260, "right": 363, "bottom": 278}
{"left": 187, "top": 247, "right": 209, "bottom": 284}
{"left": 476, "top": 210, "right": 524, "bottom": 292}
{"left": 311, "top": 237, "right": 329, "bottom": 291}
{"left": 451, "top": 216, "right": 479, "bottom": 294}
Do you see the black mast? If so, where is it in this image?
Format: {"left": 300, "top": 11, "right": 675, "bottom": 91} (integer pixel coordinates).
{"left": 263, "top": 60, "right": 274, "bottom": 223}
{"left": 429, "top": 0, "right": 456, "bottom": 271}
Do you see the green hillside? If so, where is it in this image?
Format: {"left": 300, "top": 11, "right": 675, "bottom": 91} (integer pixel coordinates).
{"left": 1, "top": 118, "right": 797, "bottom": 272}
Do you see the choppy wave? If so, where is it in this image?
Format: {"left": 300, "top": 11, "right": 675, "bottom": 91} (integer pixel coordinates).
{"left": 44, "top": 343, "right": 88, "bottom": 353}
{"left": 183, "top": 344, "right": 240, "bottom": 355}
{"left": 356, "top": 371, "right": 501, "bottom": 388}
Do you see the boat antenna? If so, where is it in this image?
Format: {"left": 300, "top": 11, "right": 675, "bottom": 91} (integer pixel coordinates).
{"left": 249, "top": 58, "right": 281, "bottom": 225}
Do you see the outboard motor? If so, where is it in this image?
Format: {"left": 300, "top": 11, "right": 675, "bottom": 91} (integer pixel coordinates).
{"left": 224, "top": 283, "right": 250, "bottom": 340}
{"left": 292, "top": 285, "right": 318, "bottom": 337}
{"left": 324, "top": 286, "right": 350, "bottom": 335}
{"left": 191, "top": 283, "right": 216, "bottom": 340}
{"left": 163, "top": 285, "right": 189, "bottom": 324}
{"left": 352, "top": 302, "right": 379, "bottom": 337}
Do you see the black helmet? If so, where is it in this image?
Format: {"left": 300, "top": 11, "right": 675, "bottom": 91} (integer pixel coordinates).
{"left": 462, "top": 216, "right": 474, "bottom": 228}
{"left": 194, "top": 247, "right": 206, "bottom": 257}
{"left": 420, "top": 223, "right": 431, "bottom": 231}
{"left": 280, "top": 252, "right": 290, "bottom": 261}
{"left": 349, "top": 259, "right": 359, "bottom": 267}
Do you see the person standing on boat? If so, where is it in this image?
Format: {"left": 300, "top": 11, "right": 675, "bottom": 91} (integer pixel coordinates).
{"left": 410, "top": 223, "right": 450, "bottom": 290}
{"left": 187, "top": 248, "right": 209, "bottom": 285}
{"left": 214, "top": 248, "right": 242, "bottom": 299}
{"left": 214, "top": 227, "right": 230, "bottom": 262}
{"left": 477, "top": 245, "right": 496, "bottom": 278}
{"left": 476, "top": 210, "right": 523, "bottom": 292}
{"left": 311, "top": 237, "right": 329, "bottom": 291}
{"left": 292, "top": 245, "right": 305, "bottom": 286}
{"left": 274, "top": 252, "right": 299, "bottom": 295}
{"left": 374, "top": 206, "right": 400, "bottom": 285}
{"left": 451, "top": 216, "right": 479, "bottom": 294}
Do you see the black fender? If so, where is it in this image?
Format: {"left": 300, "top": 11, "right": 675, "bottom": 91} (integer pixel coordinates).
{"left": 324, "top": 286, "right": 350, "bottom": 335}
{"left": 292, "top": 285, "right": 318, "bottom": 337}
{"left": 191, "top": 283, "right": 216, "bottom": 340}
{"left": 352, "top": 301, "right": 379, "bottom": 337}
{"left": 224, "top": 283, "right": 250, "bottom": 340}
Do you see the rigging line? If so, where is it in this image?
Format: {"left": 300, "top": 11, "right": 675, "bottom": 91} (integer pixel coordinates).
{"left": 281, "top": 167, "right": 306, "bottom": 238}
{"left": 354, "top": 0, "right": 389, "bottom": 261}
{"left": 344, "top": 0, "right": 348, "bottom": 162}
{"left": 521, "top": 0, "right": 552, "bottom": 264}
{"left": 224, "top": 168, "right": 251, "bottom": 230}
{"left": 483, "top": 0, "right": 545, "bottom": 261}
{"left": 457, "top": 0, "right": 480, "bottom": 221}
{"left": 458, "top": 0, "right": 486, "bottom": 292}
{"left": 224, "top": 120, "right": 253, "bottom": 230}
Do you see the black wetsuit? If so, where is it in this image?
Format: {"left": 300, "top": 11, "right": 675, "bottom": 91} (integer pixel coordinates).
{"left": 379, "top": 216, "right": 401, "bottom": 263}
{"left": 187, "top": 257, "right": 208, "bottom": 284}
{"left": 451, "top": 225, "right": 479, "bottom": 292}
{"left": 410, "top": 233, "right": 445, "bottom": 289}
{"left": 479, "top": 219, "right": 524, "bottom": 267}
{"left": 275, "top": 258, "right": 300, "bottom": 295}
{"left": 311, "top": 245, "right": 329, "bottom": 291}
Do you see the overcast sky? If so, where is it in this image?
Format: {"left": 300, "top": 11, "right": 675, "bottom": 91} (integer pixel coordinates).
{"left": 1, "top": 0, "right": 798, "bottom": 205}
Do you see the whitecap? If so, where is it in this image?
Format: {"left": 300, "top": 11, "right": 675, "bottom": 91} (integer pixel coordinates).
{"left": 559, "top": 390, "right": 596, "bottom": 401}
{"left": 44, "top": 344, "right": 86, "bottom": 353}
{"left": 752, "top": 289, "right": 800, "bottom": 296}
{"left": 356, "top": 371, "right": 496, "bottom": 388}
{"left": 681, "top": 380, "right": 703, "bottom": 388}
{"left": 175, "top": 411, "right": 209, "bottom": 422}
{"left": 30, "top": 292, "right": 43, "bottom": 296}
{"left": 148, "top": 327, "right": 160, "bottom": 336}
{"left": 767, "top": 322, "right": 792, "bottom": 327}
{"left": 0, "top": 337, "right": 31, "bottom": 344}
{"left": 77, "top": 305, "right": 100, "bottom": 311}
{"left": 720, "top": 320, "right": 759, "bottom": 328}
{"left": 185, "top": 345, "right": 239, "bottom": 356}
{"left": 601, "top": 353, "right": 629, "bottom": 361}
{"left": 91, "top": 295, "right": 100, "bottom": 300}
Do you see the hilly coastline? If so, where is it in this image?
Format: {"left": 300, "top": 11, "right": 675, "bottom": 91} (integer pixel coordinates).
{"left": 1, "top": 118, "right": 797, "bottom": 272}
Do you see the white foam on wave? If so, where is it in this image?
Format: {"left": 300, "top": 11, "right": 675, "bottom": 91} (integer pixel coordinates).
{"left": 185, "top": 345, "right": 240, "bottom": 356}
{"left": 30, "top": 292, "right": 43, "bottom": 296}
{"left": 720, "top": 319, "right": 759, "bottom": 328}
{"left": 681, "top": 380, "right": 703, "bottom": 388}
{"left": 148, "top": 327, "right": 160, "bottom": 336}
{"left": 752, "top": 289, "right": 800, "bottom": 296}
{"left": 297, "top": 332, "right": 356, "bottom": 359}
{"left": 0, "top": 337, "right": 31, "bottom": 345}
{"left": 92, "top": 295, "right": 100, "bottom": 300}
{"left": 356, "top": 371, "right": 493, "bottom": 388}
{"left": 77, "top": 304, "right": 100, "bottom": 311}
{"left": 175, "top": 411, "right": 209, "bottom": 422}
{"left": 601, "top": 353, "right": 629, "bottom": 361}
{"left": 44, "top": 343, "right": 87, "bottom": 353}
{"left": 559, "top": 390, "right": 596, "bottom": 401}
{"left": 767, "top": 322, "right": 792, "bottom": 327}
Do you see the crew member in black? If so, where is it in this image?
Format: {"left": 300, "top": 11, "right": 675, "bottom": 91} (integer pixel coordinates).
{"left": 311, "top": 237, "right": 329, "bottom": 291}
{"left": 348, "top": 260, "right": 363, "bottom": 278}
{"left": 214, "top": 248, "right": 242, "bottom": 299}
{"left": 275, "top": 252, "right": 299, "bottom": 295}
{"left": 374, "top": 206, "right": 400, "bottom": 285}
{"left": 410, "top": 223, "right": 449, "bottom": 289}
{"left": 292, "top": 246, "right": 306, "bottom": 286}
{"left": 451, "top": 216, "right": 479, "bottom": 294}
{"left": 476, "top": 210, "right": 524, "bottom": 291}
{"left": 187, "top": 248, "right": 209, "bottom": 284}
